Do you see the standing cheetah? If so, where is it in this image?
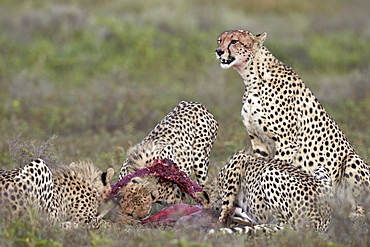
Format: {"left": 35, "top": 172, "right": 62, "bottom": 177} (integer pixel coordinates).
{"left": 215, "top": 29, "right": 369, "bottom": 213}
{"left": 118, "top": 101, "right": 218, "bottom": 205}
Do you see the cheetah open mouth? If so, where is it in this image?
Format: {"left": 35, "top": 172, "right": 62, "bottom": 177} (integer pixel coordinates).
{"left": 220, "top": 57, "right": 235, "bottom": 65}
{"left": 219, "top": 56, "right": 236, "bottom": 69}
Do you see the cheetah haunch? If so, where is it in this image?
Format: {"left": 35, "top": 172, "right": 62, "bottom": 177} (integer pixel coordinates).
{"left": 215, "top": 29, "right": 369, "bottom": 213}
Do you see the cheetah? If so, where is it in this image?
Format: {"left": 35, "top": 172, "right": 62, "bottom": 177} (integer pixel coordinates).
{"left": 0, "top": 159, "right": 56, "bottom": 218}
{"left": 0, "top": 159, "right": 114, "bottom": 228}
{"left": 215, "top": 29, "right": 369, "bottom": 213}
{"left": 110, "top": 176, "right": 160, "bottom": 221}
{"left": 197, "top": 150, "right": 333, "bottom": 234}
{"left": 118, "top": 101, "right": 218, "bottom": 206}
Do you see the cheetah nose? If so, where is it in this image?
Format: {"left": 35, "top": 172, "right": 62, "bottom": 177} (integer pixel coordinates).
{"left": 215, "top": 49, "right": 224, "bottom": 56}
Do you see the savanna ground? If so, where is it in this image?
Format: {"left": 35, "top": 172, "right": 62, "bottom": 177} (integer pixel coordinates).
{"left": 0, "top": 0, "right": 369, "bottom": 246}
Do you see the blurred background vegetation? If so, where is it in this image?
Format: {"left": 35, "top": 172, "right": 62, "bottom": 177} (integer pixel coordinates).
{"left": 1, "top": 0, "right": 369, "bottom": 171}
{"left": 0, "top": 0, "right": 369, "bottom": 245}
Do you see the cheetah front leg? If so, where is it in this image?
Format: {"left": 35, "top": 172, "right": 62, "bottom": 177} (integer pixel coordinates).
{"left": 241, "top": 89, "right": 276, "bottom": 159}
{"left": 191, "top": 131, "right": 218, "bottom": 187}
{"left": 241, "top": 89, "right": 300, "bottom": 163}
{"left": 337, "top": 153, "right": 370, "bottom": 216}
{"left": 248, "top": 115, "right": 300, "bottom": 164}
{"left": 218, "top": 160, "right": 242, "bottom": 222}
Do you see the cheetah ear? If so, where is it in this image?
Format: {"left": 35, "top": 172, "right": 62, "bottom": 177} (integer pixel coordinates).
{"left": 150, "top": 190, "right": 159, "bottom": 201}
{"left": 255, "top": 32, "right": 267, "bottom": 45}
{"left": 106, "top": 168, "right": 114, "bottom": 182}
{"left": 102, "top": 168, "right": 115, "bottom": 186}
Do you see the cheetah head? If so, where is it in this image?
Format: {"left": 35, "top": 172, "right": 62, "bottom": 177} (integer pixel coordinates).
{"left": 215, "top": 30, "right": 267, "bottom": 71}
{"left": 116, "top": 176, "right": 159, "bottom": 219}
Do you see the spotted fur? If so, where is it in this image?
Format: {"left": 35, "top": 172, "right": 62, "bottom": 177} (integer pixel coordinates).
{"left": 215, "top": 29, "right": 369, "bottom": 212}
{"left": 0, "top": 159, "right": 114, "bottom": 228}
{"left": 118, "top": 101, "right": 218, "bottom": 212}
{"left": 198, "top": 151, "right": 332, "bottom": 234}
{"left": 0, "top": 159, "right": 56, "bottom": 218}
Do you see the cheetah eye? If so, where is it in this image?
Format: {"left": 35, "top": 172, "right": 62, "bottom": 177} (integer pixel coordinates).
{"left": 230, "top": 40, "right": 238, "bottom": 44}
{"left": 217, "top": 39, "right": 221, "bottom": 44}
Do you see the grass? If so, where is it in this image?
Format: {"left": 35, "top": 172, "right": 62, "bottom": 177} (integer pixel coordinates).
{"left": 0, "top": 0, "right": 369, "bottom": 246}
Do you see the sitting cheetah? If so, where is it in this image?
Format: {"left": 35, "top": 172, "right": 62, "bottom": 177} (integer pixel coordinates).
{"left": 197, "top": 150, "right": 333, "bottom": 234}
{"left": 118, "top": 101, "right": 218, "bottom": 205}
{"left": 215, "top": 29, "right": 369, "bottom": 212}
{"left": 0, "top": 159, "right": 114, "bottom": 228}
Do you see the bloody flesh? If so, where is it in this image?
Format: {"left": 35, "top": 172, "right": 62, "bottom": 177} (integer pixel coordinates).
{"left": 141, "top": 203, "right": 203, "bottom": 226}
{"left": 110, "top": 159, "right": 203, "bottom": 203}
